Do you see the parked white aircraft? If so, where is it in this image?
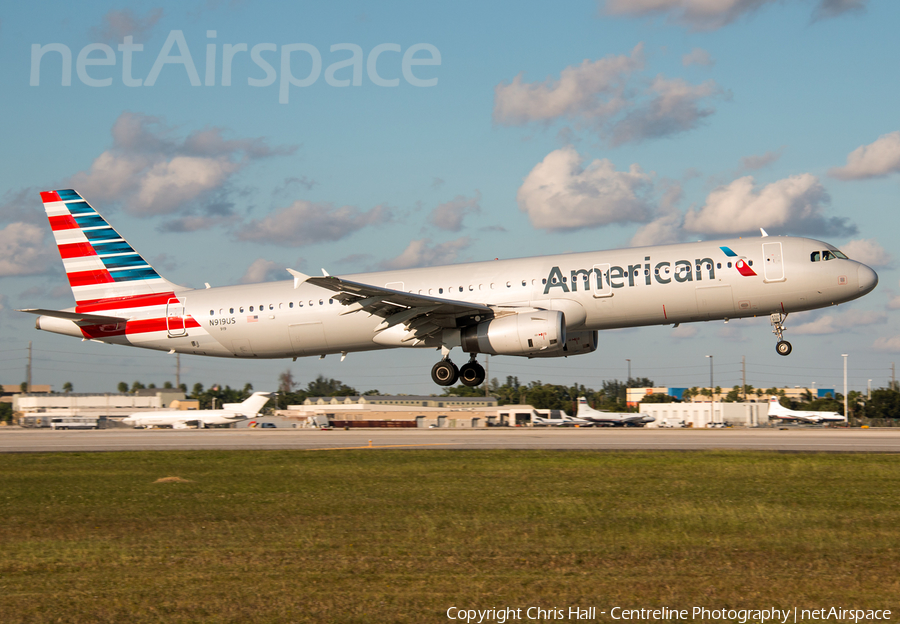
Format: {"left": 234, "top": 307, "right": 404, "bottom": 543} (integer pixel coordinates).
{"left": 122, "top": 392, "right": 271, "bottom": 429}
{"left": 766, "top": 396, "right": 845, "bottom": 424}
{"left": 576, "top": 397, "right": 655, "bottom": 427}
{"left": 22, "top": 190, "right": 878, "bottom": 387}
{"left": 532, "top": 411, "right": 593, "bottom": 427}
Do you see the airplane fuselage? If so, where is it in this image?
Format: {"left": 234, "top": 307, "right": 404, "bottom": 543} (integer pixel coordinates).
{"left": 38, "top": 235, "right": 877, "bottom": 360}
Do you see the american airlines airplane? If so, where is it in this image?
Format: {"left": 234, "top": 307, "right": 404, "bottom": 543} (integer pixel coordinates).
{"left": 576, "top": 397, "right": 655, "bottom": 427}
{"left": 766, "top": 396, "right": 845, "bottom": 424}
{"left": 22, "top": 190, "right": 878, "bottom": 387}
{"left": 122, "top": 391, "right": 271, "bottom": 429}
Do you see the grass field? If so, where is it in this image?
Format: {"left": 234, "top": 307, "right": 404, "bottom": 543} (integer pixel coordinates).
{"left": 0, "top": 450, "right": 898, "bottom": 623}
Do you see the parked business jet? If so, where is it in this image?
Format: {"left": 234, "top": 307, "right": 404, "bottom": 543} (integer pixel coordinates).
{"left": 576, "top": 397, "right": 655, "bottom": 427}
{"left": 122, "top": 391, "right": 271, "bottom": 429}
{"left": 766, "top": 396, "right": 845, "bottom": 424}
{"left": 22, "top": 190, "right": 878, "bottom": 387}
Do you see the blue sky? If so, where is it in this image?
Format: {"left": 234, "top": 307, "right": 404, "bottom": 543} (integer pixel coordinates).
{"left": 2, "top": 0, "right": 899, "bottom": 396}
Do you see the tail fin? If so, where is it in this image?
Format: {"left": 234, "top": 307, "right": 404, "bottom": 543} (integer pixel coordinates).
{"left": 40, "top": 190, "right": 181, "bottom": 305}
{"left": 224, "top": 392, "right": 272, "bottom": 416}
{"left": 767, "top": 396, "right": 787, "bottom": 415}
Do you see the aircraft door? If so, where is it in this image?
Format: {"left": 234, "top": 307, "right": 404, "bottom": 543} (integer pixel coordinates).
{"left": 591, "top": 264, "right": 612, "bottom": 298}
{"left": 166, "top": 297, "right": 186, "bottom": 337}
{"left": 762, "top": 242, "right": 785, "bottom": 282}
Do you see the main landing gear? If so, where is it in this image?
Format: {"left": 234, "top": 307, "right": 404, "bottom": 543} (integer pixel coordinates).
{"left": 771, "top": 312, "right": 792, "bottom": 356}
{"left": 431, "top": 353, "right": 486, "bottom": 387}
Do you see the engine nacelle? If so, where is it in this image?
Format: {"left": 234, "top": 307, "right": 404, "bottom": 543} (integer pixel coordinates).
{"left": 460, "top": 310, "right": 565, "bottom": 356}
{"left": 528, "top": 330, "right": 598, "bottom": 358}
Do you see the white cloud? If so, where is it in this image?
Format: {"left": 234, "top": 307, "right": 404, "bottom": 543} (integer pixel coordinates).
{"left": 517, "top": 146, "right": 653, "bottom": 232}
{"left": 829, "top": 131, "right": 900, "bottom": 180}
{"left": 494, "top": 44, "right": 644, "bottom": 126}
{"left": 630, "top": 181, "right": 685, "bottom": 246}
{"left": 683, "top": 174, "right": 856, "bottom": 236}
{"left": 380, "top": 237, "right": 470, "bottom": 270}
{"left": 0, "top": 222, "right": 54, "bottom": 277}
{"left": 602, "top": 0, "right": 866, "bottom": 30}
{"left": 740, "top": 148, "right": 783, "bottom": 171}
{"left": 872, "top": 335, "right": 900, "bottom": 353}
{"left": 91, "top": 8, "right": 163, "bottom": 42}
{"left": 812, "top": 0, "right": 867, "bottom": 22}
{"left": 609, "top": 76, "right": 720, "bottom": 145}
{"left": 68, "top": 112, "right": 295, "bottom": 219}
{"left": 671, "top": 325, "right": 698, "bottom": 339}
{"left": 602, "top": 0, "right": 778, "bottom": 31}
{"left": 839, "top": 239, "right": 892, "bottom": 268}
{"left": 429, "top": 192, "right": 481, "bottom": 232}
{"left": 239, "top": 259, "right": 288, "bottom": 284}
{"left": 494, "top": 45, "right": 722, "bottom": 145}
{"left": 792, "top": 310, "right": 886, "bottom": 335}
{"left": 236, "top": 201, "right": 392, "bottom": 247}
{"left": 682, "top": 48, "right": 715, "bottom": 67}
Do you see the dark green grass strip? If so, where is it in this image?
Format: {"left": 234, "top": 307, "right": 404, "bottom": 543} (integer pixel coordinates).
{"left": 0, "top": 451, "right": 898, "bottom": 623}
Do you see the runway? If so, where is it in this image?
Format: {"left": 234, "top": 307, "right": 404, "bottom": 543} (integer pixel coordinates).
{"left": 1, "top": 427, "right": 899, "bottom": 453}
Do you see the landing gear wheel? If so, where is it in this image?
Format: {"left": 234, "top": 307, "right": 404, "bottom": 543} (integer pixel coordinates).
{"left": 459, "top": 362, "right": 486, "bottom": 387}
{"left": 776, "top": 340, "right": 792, "bottom": 356}
{"left": 431, "top": 360, "right": 459, "bottom": 386}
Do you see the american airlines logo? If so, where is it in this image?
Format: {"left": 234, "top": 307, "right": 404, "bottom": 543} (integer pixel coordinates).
{"left": 544, "top": 249, "right": 758, "bottom": 295}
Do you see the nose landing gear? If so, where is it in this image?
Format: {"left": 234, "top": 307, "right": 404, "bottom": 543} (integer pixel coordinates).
{"left": 771, "top": 312, "right": 792, "bottom": 356}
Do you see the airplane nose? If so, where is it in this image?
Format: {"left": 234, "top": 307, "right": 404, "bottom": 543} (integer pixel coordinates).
{"left": 858, "top": 264, "right": 878, "bottom": 294}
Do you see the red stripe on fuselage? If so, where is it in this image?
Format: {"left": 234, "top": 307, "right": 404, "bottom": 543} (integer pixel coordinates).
{"left": 40, "top": 191, "right": 62, "bottom": 203}
{"left": 49, "top": 215, "right": 78, "bottom": 231}
{"left": 67, "top": 269, "right": 114, "bottom": 287}
{"left": 79, "top": 316, "right": 200, "bottom": 339}
{"left": 59, "top": 242, "right": 97, "bottom": 259}
{"left": 75, "top": 292, "right": 177, "bottom": 312}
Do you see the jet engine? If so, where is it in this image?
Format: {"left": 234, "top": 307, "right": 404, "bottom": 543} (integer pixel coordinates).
{"left": 528, "top": 330, "right": 598, "bottom": 358}
{"left": 460, "top": 310, "right": 565, "bottom": 356}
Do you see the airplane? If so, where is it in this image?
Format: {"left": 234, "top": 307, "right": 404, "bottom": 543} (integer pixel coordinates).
{"left": 576, "top": 397, "right": 655, "bottom": 427}
{"left": 21, "top": 190, "right": 878, "bottom": 387}
{"left": 532, "top": 411, "right": 593, "bottom": 427}
{"left": 766, "top": 396, "right": 845, "bottom": 424}
{"left": 122, "top": 391, "right": 271, "bottom": 429}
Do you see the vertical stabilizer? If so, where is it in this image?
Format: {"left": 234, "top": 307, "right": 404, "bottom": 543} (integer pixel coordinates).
{"left": 224, "top": 392, "right": 272, "bottom": 416}
{"left": 40, "top": 189, "right": 182, "bottom": 305}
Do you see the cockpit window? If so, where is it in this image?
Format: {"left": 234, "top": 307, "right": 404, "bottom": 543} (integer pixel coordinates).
{"left": 822, "top": 250, "right": 835, "bottom": 261}
{"left": 810, "top": 251, "right": 820, "bottom": 262}
{"left": 833, "top": 250, "right": 848, "bottom": 259}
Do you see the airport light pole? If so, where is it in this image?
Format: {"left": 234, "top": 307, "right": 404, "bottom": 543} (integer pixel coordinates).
{"left": 842, "top": 354, "right": 848, "bottom": 422}
{"left": 706, "top": 355, "right": 713, "bottom": 399}
{"left": 626, "top": 359, "right": 631, "bottom": 382}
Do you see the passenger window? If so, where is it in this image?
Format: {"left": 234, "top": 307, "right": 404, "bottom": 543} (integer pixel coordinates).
{"left": 459, "top": 286, "right": 463, "bottom": 292}
{"left": 727, "top": 262, "right": 732, "bottom": 268}
{"left": 319, "top": 300, "right": 324, "bottom": 305}
{"left": 329, "top": 299, "right": 333, "bottom": 304}
{"left": 811, "top": 251, "right": 820, "bottom": 262}
{"left": 229, "top": 308, "right": 234, "bottom": 314}
{"left": 716, "top": 263, "right": 721, "bottom": 269}
{"left": 506, "top": 281, "right": 511, "bottom": 288}
{"left": 239, "top": 307, "right": 244, "bottom": 313}
{"left": 521, "top": 280, "right": 526, "bottom": 287}
{"left": 542, "top": 278, "right": 547, "bottom": 284}
{"left": 210, "top": 310, "right": 215, "bottom": 316}
{"left": 278, "top": 303, "right": 283, "bottom": 309}
{"left": 269, "top": 304, "right": 274, "bottom": 310}
{"left": 289, "top": 302, "right": 293, "bottom": 308}
{"left": 249, "top": 306, "right": 254, "bottom": 312}
{"left": 439, "top": 288, "right": 443, "bottom": 294}
{"left": 299, "top": 302, "right": 304, "bottom": 307}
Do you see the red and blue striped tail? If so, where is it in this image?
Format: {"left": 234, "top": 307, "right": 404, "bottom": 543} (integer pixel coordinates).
{"left": 40, "top": 189, "right": 179, "bottom": 306}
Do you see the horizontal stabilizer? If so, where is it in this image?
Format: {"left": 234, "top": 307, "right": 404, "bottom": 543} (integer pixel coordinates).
{"left": 18, "top": 308, "right": 128, "bottom": 326}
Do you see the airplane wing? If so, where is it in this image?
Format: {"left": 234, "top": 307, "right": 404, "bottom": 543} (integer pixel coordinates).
{"left": 18, "top": 308, "right": 128, "bottom": 326}
{"left": 289, "top": 269, "right": 498, "bottom": 343}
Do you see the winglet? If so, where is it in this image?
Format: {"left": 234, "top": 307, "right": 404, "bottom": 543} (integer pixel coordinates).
{"left": 760, "top": 228, "right": 769, "bottom": 237}
{"left": 322, "top": 268, "right": 330, "bottom": 277}
{"left": 286, "top": 268, "right": 310, "bottom": 289}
